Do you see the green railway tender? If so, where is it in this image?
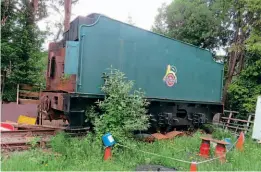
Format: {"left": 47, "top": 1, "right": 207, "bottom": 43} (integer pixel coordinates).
{"left": 40, "top": 13, "right": 224, "bottom": 132}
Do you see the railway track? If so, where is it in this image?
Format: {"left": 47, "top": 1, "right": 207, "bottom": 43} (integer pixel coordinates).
{"left": 1, "top": 125, "right": 89, "bottom": 152}
{"left": 1, "top": 129, "right": 59, "bottom": 152}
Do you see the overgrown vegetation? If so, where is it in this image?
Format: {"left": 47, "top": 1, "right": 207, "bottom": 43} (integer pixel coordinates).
{"left": 86, "top": 68, "right": 150, "bottom": 142}
{"left": 211, "top": 127, "right": 234, "bottom": 140}
{"left": 2, "top": 130, "right": 261, "bottom": 171}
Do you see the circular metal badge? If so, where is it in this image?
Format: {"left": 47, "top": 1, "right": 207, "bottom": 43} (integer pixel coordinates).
{"left": 166, "top": 73, "right": 175, "bottom": 87}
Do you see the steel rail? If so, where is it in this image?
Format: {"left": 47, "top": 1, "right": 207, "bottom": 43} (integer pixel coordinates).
{"left": 1, "top": 129, "right": 58, "bottom": 138}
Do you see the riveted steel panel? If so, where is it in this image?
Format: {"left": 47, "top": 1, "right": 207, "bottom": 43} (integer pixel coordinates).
{"left": 76, "top": 14, "right": 224, "bottom": 104}
{"left": 64, "top": 41, "right": 79, "bottom": 75}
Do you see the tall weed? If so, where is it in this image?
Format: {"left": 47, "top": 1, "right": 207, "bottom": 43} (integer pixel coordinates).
{"left": 2, "top": 130, "right": 261, "bottom": 171}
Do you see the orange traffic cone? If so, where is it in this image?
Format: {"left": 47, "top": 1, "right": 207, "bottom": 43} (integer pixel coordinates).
{"left": 236, "top": 132, "right": 244, "bottom": 151}
{"left": 104, "top": 147, "right": 112, "bottom": 160}
{"left": 190, "top": 162, "right": 197, "bottom": 172}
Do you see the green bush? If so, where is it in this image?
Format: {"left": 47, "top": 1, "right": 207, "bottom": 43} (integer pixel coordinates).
{"left": 86, "top": 67, "right": 150, "bottom": 142}
{"left": 212, "top": 127, "right": 234, "bottom": 140}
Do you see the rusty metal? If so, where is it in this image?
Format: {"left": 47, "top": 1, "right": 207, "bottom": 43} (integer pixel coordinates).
{"left": 41, "top": 120, "right": 68, "bottom": 127}
{"left": 40, "top": 42, "right": 77, "bottom": 125}
{"left": 38, "top": 92, "right": 68, "bottom": 123}
{"left": 1, "top": 144, "right": 30, "bottom": 152}
{"left": 1, "top": 140, "right": 51, "bottom": 152}
{"left": 46, "top": 43, "right": 76, "bottom": 92}
{"left": 151, "top": 131, "right": 185, "bottom": 140}
{"left": 19, "top": 99, "right": 40, "bottom": 105}
{"left": 1, "top": 128, "right": 58, "bottom": 152}
{"left": 5, "top": 122, "right": 66, "bottom": 130}
{"left": 165, "top": 131, "right": 184, "bottom": 139}
{"left": 1, "top": 121, "right": 87, "bottom": 152}
{"left": 1, "top": 129, "right": 58, "bottom": 138}
{"left": 40, "top": 92, "right": 64, "bottom": 111}
{"left": 134, "top": 133, "right": 155, "bottom": 142}
{"left": 56, "top": 74, "right": 76, "bottom": 92}
{"left": 151, "top": 133, "right": 169, "bottom": 140}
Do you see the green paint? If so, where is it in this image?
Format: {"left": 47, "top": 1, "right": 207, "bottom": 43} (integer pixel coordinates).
{"left": 74, "top": 15, "right": 223, "bottom": 103}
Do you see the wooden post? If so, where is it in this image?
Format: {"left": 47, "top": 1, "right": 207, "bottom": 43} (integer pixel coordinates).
{"left": 16, "top": 84, "right": 19, "bottom": 104}
{"left": 235, "top": 125, "right": 239, "bottom": 133}
{"left": 222, "top": 121, "right": 225, "bottom": 129}
{"left": 40, "top": 104, "right": 42, "bottom": 125}
{"left": 245, "top": 114, "right": 252, "bottom": 134}
{"left": 39, "top": 87, "right": 42, "bottom": 125}
{"left": 225, "top": 112, "right": 233, "bottom": 130}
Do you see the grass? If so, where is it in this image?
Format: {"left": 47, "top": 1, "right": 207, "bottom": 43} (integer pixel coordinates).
{"left": 1, "top": 129, "right": 261, "bottom": 171}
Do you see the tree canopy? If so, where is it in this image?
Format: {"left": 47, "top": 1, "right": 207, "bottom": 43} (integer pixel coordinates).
{"left": 1, "top": 0, "right": 48, "bottom": 101}
{"left": 1, "top": 0, "right": 78, "bottom": 101}
{"left": 152, "top": 0, "right": 228, "bottom": 52}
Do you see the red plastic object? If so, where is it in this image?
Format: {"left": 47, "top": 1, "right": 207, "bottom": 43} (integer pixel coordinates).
{"left": 104, "top": 147, "right": 112, "bottom": 160}
{"left": 215, "top": 141, "right": 227, "bottom": 163}
{"left": 236, "top": 132, "right": 244, "bottom": 151}
{"left": 190, "top": 162, "right": 197, "bottom": 172}
{"left": 199, "top": 137, "right": 211, "bottom": 158}
{"left": 0, "top": 123, "right": 15, "bottom": 131}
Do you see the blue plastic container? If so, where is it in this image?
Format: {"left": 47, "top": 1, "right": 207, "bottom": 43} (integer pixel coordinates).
{"left": 102, "top": 133, "right": 116, "bottom": 147}
{"left": 224, "top": 138, "right": 232, "bottom": 150}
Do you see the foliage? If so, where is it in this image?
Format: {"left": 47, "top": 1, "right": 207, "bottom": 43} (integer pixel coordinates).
{"left": 152, "top": 0, "right": 228, "bottom": 52}
{"left": 227, "top": 53, "right": 261, "bottom": 114}
{"left": 1, "top": 0, "right": 48, "bottom": 101}
{"left": 2, "top": 131, "right": 261, "bottom": 171}
{"left": 86, "top": 68, "right": 150, "bottom": 142}
{"left": 27, "top": 137, "right": 41, "bottom": 149}
{"left": 212, "top": 127, "right": 234, "bottom": 140}
{"left": 60, "top": 74, "right": 71, "bottom": 83}
{"left": 126, "top": 13, "right": 135, "bottom": 25}
{"left": 45, "top": 0, "right": 79, "bottom": 42}
{"left": 216, "top": 0, "right": 261, "bottom": 103}
{"left": 226, "top": 0, "right": 261, "bottom": 115}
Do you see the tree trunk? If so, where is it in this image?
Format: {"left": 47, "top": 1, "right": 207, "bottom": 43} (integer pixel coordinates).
{"left": 222, "top": 1, "right": 247, "bottom": 104}
{"left": 54, "top": 24, "right": 63, "bottom": 42}
{"left": 33, "top": 0, "right": 38, "bottom": 13}
{"left": 64, "top": 0, "right": 72, "bottom": 32}
{"left": 222, "top": 51, "right": 238, "bottom": 103}
{"left": 1, "top": 71, "right": 6, "bottom": 99}
{"left": 222, "top": 30, "right": 245, "bottom": 103}
{"left": 238, "top": 52, "right": 245, "bottom": 72}
{"left": 1, "top": 0, "right": 10, "bottom": 26}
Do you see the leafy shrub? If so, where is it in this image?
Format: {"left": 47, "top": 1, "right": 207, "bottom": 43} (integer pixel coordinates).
{"left": 86, "top": 67, "right": 150, "bottom": 142}
{"left": 227, "top": 58, "right": 261, "bottom": 117}
{"left": 212, "top": 127, "right": 234, "bottom": 140}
